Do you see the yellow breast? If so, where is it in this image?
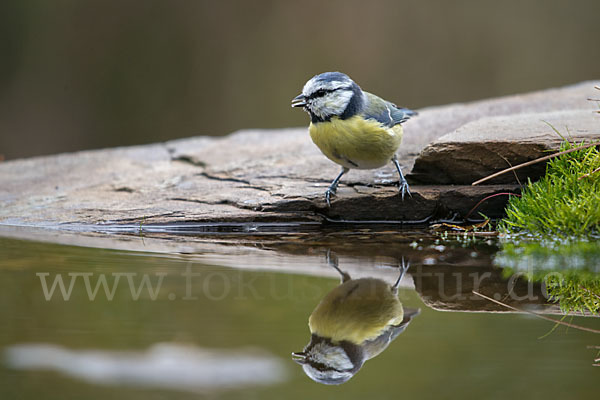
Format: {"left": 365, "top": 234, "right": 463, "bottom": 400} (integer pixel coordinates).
{"left": 309, "top": 116, "right": 403, "bottom": 170}
{"left": 308, "top": 278, "right": 404, "bottom": 344}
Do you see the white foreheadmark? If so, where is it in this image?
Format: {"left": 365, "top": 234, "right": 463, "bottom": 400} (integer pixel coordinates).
{"left": 302, "top": 79, "right": 350, "bottom": 96}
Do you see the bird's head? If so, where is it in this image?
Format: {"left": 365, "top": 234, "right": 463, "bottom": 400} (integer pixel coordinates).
{"left": 292, "top": 335, "right": 364, "bottom": 385}
{"left": 291, "top": 72, "right": 364, "bottom": 122}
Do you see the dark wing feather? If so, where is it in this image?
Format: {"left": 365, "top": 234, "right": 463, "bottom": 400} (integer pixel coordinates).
{"left": 361, "top": 308, "right": 421, "bottom": 360}
{"left": 362, "top": 92, "right": 417, "bottom": 127}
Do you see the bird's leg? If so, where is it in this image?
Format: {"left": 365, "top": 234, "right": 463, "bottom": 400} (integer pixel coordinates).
{"left": 326, "top": 249, "right": 351, "bottom": 283}
{"left": 392, "top": 155, "right": 411, "bottom": 200}
{"left": 392, "top": 257, "right": 410, "bottom": 293}
{"left": 325, "top": 167, "right": 349, "bottom": 207}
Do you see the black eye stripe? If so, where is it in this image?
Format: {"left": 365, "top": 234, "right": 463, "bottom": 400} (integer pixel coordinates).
{"left": 306, "top": 358, "right": 350, "bottom": 373}
{"left": 308, "top": 89, "right": 333, "bottom": 99}
{"left": 308, "top": 86, "right": 350, "bottom": 100}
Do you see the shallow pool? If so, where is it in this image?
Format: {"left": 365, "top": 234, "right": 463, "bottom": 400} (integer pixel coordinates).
{"left": 0, "top": 229, "right": 598, "bottom": 399}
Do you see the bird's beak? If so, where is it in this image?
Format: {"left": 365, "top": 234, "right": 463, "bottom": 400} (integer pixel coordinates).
{"left": 291, "top": 351, "right": 307, "bottom": 364}
{"left": 291, "top": 94, "right": 307, "bottom": 108}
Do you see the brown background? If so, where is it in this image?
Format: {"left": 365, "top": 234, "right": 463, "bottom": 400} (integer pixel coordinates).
{"left": 1, "top": 0, "right": 599, "bottom": 160}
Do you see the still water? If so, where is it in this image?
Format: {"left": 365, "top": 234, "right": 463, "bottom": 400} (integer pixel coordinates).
{"left": 0, "top": 229, "right": 598, "bottom": 399}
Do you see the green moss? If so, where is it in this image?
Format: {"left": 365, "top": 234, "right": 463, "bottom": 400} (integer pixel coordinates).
{"left": 499, "top": 141, "right": 600, "bottom": 237}
{"left": 544, "top": 272, "right": 600, "bottom": 315}
{"left": 495, "top": 239, "right": 600, "bottom": 273}
{"left": 496, "top": 138, "right": 600, "bottom": 315}
{"left": 495, "top": 240, "right": 600, "bottom": 315}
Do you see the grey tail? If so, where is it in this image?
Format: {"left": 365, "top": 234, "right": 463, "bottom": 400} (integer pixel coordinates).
{"left": 390, "top": 106, "right": 418, "bottom": 124}
{"left": 398, "top": 107, "right": 418, "bottom": 118}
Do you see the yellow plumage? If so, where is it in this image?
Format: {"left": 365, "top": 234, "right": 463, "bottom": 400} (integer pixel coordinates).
{"left": 309, "top": 115, "right": 403, "bottom": 170}
{"left": 308, "top": 278, "right": 404, "bottom": 345}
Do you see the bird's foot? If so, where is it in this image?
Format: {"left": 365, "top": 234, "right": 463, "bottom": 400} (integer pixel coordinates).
{"left": 392, "top": 156, "right": 411, "bottom": 200}
{"left": 400, "top": 257, "right": 410, "bottom": 275}
{"left": 398, "top": 178, "right": 412, "bottom": 200}
{"left": 326, "top": 249, "right": 351, "bottom": 283}
{"left": 392, "top": 258, "right": 411, "bottom": 292}
{"left": 325, "top": 187, "right": 337, "bottom": 207}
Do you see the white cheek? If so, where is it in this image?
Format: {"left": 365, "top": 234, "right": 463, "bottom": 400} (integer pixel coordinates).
{"left": 310, "top": 91, "right": 353, "bottom": 119}
{"left": 310, "top": 343, "right": 353, "bottom": 371}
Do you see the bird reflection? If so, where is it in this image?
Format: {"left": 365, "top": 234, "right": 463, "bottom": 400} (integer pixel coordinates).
{"left": 292, "top": 253, "right": 420, "bottom": 385}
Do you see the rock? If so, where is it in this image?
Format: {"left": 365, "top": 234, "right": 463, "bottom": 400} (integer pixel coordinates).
{"left": 411, "top": 263, "right": 566, "bottom": 314}
{"left": 410, "top": 109, "right": 600, "bottom": 184}
{"left": 0, "top": 81, "right": 598, "bottom": 228}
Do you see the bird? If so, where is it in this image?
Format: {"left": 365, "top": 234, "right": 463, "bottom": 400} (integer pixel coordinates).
{"left": 291, "top": 71, "right": 417, "bottom": 206}
{"left": 292, "top": 254, "right": 420, "bottom": 385}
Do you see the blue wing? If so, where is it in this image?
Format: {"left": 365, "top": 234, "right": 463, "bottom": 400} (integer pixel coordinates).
{"left": 362, "top": 92, "right": 417, "bottom": 128}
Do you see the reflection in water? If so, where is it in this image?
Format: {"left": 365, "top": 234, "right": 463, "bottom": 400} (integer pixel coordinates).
{"left": 293, "top": 254, "right": 419, "bottom": 385}
{"left": 1, "top": 236, "right": 599, "bottom": 398}
{"left": 591, "top": 346, "right": 600, "bottom": 367}
{"left": 494, "top": 239, "right": 600, "bottom": 315}
{"left": 4, "top": 343, "right": 287, "bottom": 392}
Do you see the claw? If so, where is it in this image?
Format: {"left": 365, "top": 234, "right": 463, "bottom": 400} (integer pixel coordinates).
{"left": 392, "top": 156, "right": 412, "bottom": 201}
{"left": 325, "top": 187, "right": 336, "bottom": 207}
{"left": 326, "top": 249, "right": 351, "bottom": 283}
{"left": 324, "top": 167, "right": 347, "bottom": 207}
{"left": 400, "top": 257, "right": 410, "bottom": 275}
{"left": 399, "top": 179, "right": 412, "bottom": 200}
{"left": 392, "top": 258, "right": 411, "bottom": 292}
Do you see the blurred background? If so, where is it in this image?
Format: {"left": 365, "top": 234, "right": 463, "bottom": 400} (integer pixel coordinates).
{"left": 1, "top": 0, "right": 599, "bottom": 160}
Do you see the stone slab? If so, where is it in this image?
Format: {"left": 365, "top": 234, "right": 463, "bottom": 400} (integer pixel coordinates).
{"left": 410, "top": 109, "right": 600, "bottom": 184}
{"left": 0, "top": 81, "right": 598, "bottom": 228}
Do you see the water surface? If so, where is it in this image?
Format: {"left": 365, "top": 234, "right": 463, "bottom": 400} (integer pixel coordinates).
{"left": 0, "top": 231, "right": 598, "bottom": 399}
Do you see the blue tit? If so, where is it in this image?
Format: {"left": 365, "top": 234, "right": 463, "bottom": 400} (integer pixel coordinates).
{"left": 291, "top": 71, "right": 417, "bottom": 206}
{"left": 292, "top": 257, "right": 420, "bottom": 385}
